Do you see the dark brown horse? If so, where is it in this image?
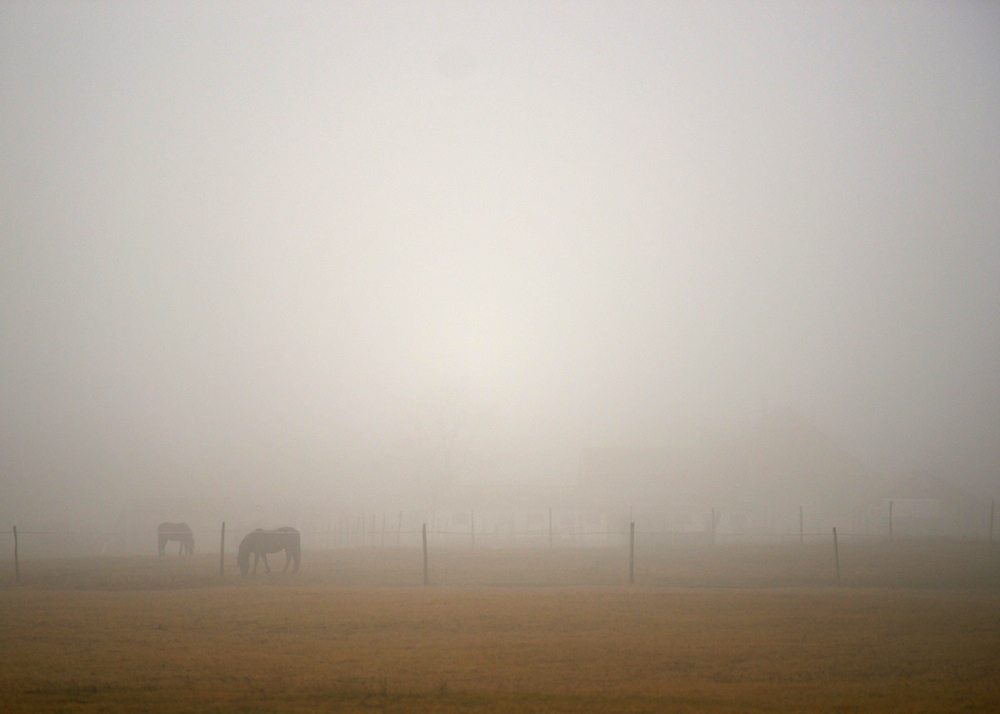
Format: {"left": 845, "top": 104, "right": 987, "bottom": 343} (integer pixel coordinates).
{"left": 157, "top": 522, "right": 194, "bottom": 556}
{"left": 237, "top": 527, "right": 300, "bottom": 575}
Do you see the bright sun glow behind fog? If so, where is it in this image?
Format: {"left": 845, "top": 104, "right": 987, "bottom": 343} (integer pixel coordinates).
{"left": 382, "top": 238, "right": 542, "bottom": 408}
{"left": 1, "top": 1, "right": 998, "bottom": 522}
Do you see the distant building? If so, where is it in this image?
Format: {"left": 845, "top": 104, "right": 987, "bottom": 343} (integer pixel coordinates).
{"left": 578, "top": 408, "right": 871, "bottom": 539}
{"left": 876, "top": 472, "right": 989, "bottom": 538}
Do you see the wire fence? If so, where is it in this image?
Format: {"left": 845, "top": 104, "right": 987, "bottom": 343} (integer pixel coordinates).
{"left": 4, "top": 518, "right": 999, "bottom": 591}
{"left": 4, "top": 498, "right": 996, "bottom": 583}
{"left": 4, "top": 507, "right": 996, "bottom": 552}
{"left": 0, "top": 523, "right": 947, "bottom": 557}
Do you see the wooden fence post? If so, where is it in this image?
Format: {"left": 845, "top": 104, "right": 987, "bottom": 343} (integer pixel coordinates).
{"left": 13, "top": 526, "right": 19, "bottom": 584}
{"left": 833, "top": 527, "right": 841, "bottom": 586}
{"left": 219, "top": 522, "right": 226, "bottom": 576}
{"left": 629, "top": 521, "right": 635, "bottom": 585}
{"left": 422, "top": 523, "right": 429, "bottom": 586}
{"left": 888, "top": 500, "right": 893, "bottom": 543}
{"left": 990, "top": 499, "right": 995, "bottom": 544}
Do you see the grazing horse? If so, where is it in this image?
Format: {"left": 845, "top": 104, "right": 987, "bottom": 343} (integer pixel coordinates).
{"left": 237, "top": 527, "right": 301, "bottom": 576}
{"left": 157, "top": 522, "right": 195, "bottom": 556}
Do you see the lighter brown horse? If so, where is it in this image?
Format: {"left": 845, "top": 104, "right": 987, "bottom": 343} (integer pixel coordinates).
{"left": 157, "top": 522, "right": 194, "bottom": 556}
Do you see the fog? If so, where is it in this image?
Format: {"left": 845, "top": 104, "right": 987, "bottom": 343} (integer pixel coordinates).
{"left": 2, "top": 1, "right": 998, "bottom": 531}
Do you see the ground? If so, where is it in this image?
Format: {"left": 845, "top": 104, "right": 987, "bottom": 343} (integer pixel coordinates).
{"left": 1, "top": 541, "right": 998, "bottom": 712}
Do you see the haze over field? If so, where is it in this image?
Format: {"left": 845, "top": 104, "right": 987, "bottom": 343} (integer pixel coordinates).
{"left": 2, "top": 1, "right": 998, "bottom": 526}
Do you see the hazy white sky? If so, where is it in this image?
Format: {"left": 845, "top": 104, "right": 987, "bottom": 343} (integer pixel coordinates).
{"left": 2, "top": 1, "right": 998, "bottom": 520}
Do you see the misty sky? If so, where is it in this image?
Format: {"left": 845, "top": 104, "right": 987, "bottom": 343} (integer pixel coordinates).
{"left": 2, "top": 1, "right": 998, "bottom": 522}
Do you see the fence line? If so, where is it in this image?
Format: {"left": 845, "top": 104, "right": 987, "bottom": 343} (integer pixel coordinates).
{"left": 8, "top": 496, "right": 999, "bottom": 563}
{"left": 8, "top": 497, "right": 998, "bottom": 541}
{"left": 4, "top": 526, "right": 992, "bottom": 541}
{"left": 9, "top": 518, "right": 1000, "bottom": 590}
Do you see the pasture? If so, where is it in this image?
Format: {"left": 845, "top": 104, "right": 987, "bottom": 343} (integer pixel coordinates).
{"left": 1, "top": 541, "right": 999, "bottom": 712}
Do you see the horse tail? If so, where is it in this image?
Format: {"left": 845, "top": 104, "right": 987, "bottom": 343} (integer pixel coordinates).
{"left": 291, "top": 529, "right": 301, "bottom": 573}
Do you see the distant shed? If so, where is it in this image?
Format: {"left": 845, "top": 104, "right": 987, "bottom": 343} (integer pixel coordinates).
{"left": 878, "top": 472, "right": 987, "bottom": 538}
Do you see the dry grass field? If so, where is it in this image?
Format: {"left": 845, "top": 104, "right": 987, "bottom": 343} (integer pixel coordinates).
{"left": 1, "top": 542, "right": 999, "bottom": 712}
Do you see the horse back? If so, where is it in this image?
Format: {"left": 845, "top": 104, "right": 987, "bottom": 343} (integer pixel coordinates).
{"left": 248, "top": 527, "right": 299, "bottom": 554}
{"left": 158, "top": 522, "right": 192, "bottom": 535}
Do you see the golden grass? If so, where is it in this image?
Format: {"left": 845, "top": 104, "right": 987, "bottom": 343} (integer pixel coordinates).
{"left": 1, "top": 543, "right": 998, "bottom": 712}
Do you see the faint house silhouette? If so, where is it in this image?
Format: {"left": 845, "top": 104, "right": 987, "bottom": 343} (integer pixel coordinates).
{"left": 875, "top": 471, "right": 988, "bottom": 538}
{"left": 578, "top": 407, "right": 871, "bottom": 539}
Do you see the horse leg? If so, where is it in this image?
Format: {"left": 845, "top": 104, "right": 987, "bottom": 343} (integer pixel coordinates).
{"left": 282, "top": 550, "right": 291, "bottom": 573}
{"left": 262, "top": 553, "right": 271, "bottom": 573}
